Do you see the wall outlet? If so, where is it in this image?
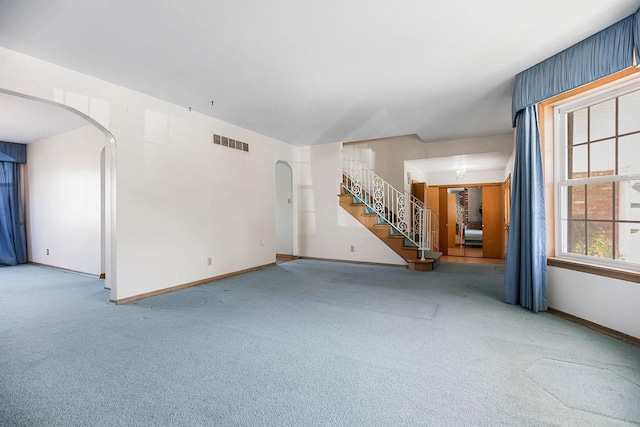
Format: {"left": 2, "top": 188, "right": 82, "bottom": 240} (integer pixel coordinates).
{"left": 46, "top": 249, "right": 49, "bottom": 255}
{"left": 207, "top": 257, "right": 212, "bottom": 266}
{"left": 350, "top": 245, "right": 355, "bottom": 252}
{"left": 260, "top": 237, "right": 264, "bottom": 246}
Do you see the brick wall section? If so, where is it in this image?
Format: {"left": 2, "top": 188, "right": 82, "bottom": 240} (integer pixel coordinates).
{"left": 570, "top": 170, "right": 615, "bottom": 242}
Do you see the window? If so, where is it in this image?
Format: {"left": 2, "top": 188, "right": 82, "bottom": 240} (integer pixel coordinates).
{"left": 555, "top": 80, "right": 640, "bottom": 271}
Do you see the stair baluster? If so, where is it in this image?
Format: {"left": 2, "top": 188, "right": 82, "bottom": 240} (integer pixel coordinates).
{"left": 341, "top": 152, "right": 437, "bottom": 260}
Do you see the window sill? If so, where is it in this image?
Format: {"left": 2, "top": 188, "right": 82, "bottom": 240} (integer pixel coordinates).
{"left": 547, "top": 257, "right": 640, "bottom": 284}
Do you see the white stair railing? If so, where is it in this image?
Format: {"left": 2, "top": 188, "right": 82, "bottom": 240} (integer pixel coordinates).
{"left": 430, "top": 210, "right": 440, "bottom": 252}
{"left": 342, "top": 153, "right": 436, "bottom": 259}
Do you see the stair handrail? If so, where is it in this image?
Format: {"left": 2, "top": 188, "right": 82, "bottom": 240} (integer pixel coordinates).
{"left": 342, "top": 152, "right": 434, "bottom": 259}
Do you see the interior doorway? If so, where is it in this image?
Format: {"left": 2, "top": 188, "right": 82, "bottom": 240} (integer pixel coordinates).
{"left": 0, "top": 89, "right": 117, "bottom": 298}
{"left": 447, "top": 187, "right": 484, "bottom": 258}
{"left": 437, "top": 183, "right": 504, "bottom": 260}
{"left": 275, "top": 161, "right": 293, "bottom": 261}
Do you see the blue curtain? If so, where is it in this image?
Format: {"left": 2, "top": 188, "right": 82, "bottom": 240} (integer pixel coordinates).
{"left": 0, "top": 161, "right": 27, "bottom": 265}
{"left": 506, "top": 10, "right": 639, "bottom": 312}
{"left": 635, "top": 9, "right": 640, "bottom": 60}
{"left": 512, "top": 14, "right": 635, "bottom": 125}
{"left": 504, "top": 106, "right": 547, "bottom": 312}
{"left": 0, "top": 141, "right": 27, "bottom": 163}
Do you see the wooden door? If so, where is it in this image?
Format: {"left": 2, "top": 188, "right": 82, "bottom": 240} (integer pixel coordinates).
{"left": 447, "top": 193, "right": 457, "bottom": 249}
{"left": 502, "top": 176, "right": 511, "bottom": 259}
{"left": 426, "top": 186, "right": 439, "bottom": 214}
{"left": 438, "top": 187, "right": 448, "bottom": 255}
{"left": 482, "top": 185, "right": 502, "bottom": 259}
{"left": 411, "top": 182, "right": 426, "bottom": 203}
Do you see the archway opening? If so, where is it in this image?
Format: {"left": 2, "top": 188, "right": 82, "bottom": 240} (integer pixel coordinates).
{"left": 275, "top": 161, "right": 293, "bottom": 262}
{"left": 0, "top": 89, "right": 117, "bottom": 299}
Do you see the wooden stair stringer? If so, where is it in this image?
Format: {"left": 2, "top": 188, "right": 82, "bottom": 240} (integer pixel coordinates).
{"left": 338, "top": 191, "right": 424, "bottom": 264}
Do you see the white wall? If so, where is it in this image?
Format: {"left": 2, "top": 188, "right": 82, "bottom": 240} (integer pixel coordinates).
{"left": 344, "top": 134, "right": 426, "bottom": 192}
{"left": 547, "top": 267, "right": 640, "bottom": 339}
{"left": 426, "top": 169, "right": 506, "bottom": 186}
{"left": 25, "top": 125, "right": 104, "bottom": 275}
{"left": 504, "top": 148, "right": 515, "bottom": 181}
{"left": 275, "top": 162, "right": 293, "bottom": 255}
{"left": 298, "top": 143, "right": 405, "bottom": 265}
{"left": 1, "top": 46, "right": 297, "bottom": 301}
{"left": 425, "top": 133, "right": 514, "bottom": 158}
{"left": 403, "top": 161, "right": 429, "bottom": 194}
{"left": 404, "top": 133, "right": 514, "bottom": 187}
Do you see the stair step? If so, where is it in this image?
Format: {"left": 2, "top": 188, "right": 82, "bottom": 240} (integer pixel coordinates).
{"left": 403, "top": 238, "right": 418, "bottom": 248}
{"left": 389, "top": 227, "right": 406, "bottom": 237}
{"left": 416, "top": 251, "right": 443, "bottom": 270}
{"left": 407, "top": 259, "right": 435, "bottom": 272}
{"left": 339, "top": 181, "right": 438, "bottom": 269}
{"left": 351, "top": 196, "right": 372, "bottom": 205}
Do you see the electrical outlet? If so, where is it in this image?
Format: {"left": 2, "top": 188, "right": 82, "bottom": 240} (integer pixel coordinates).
{"left": 260, "top": 237, "right": 264, "bottom": 246}
{"left": 46, "top": 249, "right": 49, "bottom": 255}
{"left": 350, "top": 245, "right": 355, "bottom": 252}
{"left": 207, "top": 257, "right": 212, "bottom": 266}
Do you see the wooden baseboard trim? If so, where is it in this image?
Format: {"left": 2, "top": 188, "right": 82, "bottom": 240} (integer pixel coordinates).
{"left": 297, "top": 256, "right": 406, "bottom": 269}
{"left": 27, "top": 262, "right": 99, "bottom": 278}
{"left": 113, "top": 262, "right": 276, "bottom": 305}
{"left": 275, "top": 254, "right": 299, "bottom": 261}
{"left": 548, "top": 307, "right": 640, "bottom": 347}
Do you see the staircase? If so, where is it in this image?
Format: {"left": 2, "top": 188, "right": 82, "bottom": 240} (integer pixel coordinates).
{"left": 339, "top": 153, "right": 442, "bottom": 271}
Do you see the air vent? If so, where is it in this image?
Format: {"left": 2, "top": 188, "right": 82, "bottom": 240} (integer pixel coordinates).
{"left": 213, "top": 133, "right": 249, "bottom": 153}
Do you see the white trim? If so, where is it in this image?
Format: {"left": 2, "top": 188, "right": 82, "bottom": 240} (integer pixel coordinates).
{"left": 557, "top": 76, "right": 640, "bottom": 113}
{"left": 559, "top": 174, "right": 640, "bottom": 186}
{"left": 553, "top": 76, "right": 640, "bottom": 272}
{"left": 554, "top": 108, "right": 565, "bottom": 258}
{"left": 0, "top": 88, "right": 118, "bottom": 300}
{"left": 557, "top": 252, "right": 640, "bottom": 273}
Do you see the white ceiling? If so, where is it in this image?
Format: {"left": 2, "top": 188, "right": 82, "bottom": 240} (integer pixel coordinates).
{"left": 0, "top": 1, "right": 637, "bottom": 146}
{"left": 0, "top": 92, "right": 88, "bottom": 144}
{"left": 407, "top": 152, "right": 511, "bottom": 174}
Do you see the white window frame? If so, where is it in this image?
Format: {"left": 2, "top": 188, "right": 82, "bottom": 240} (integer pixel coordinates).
{"left": 554, "top": 77, "right": 640, "bottom": 272}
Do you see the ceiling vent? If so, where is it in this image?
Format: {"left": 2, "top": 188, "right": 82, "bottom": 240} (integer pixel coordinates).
{"left": 213, "top": 133, "right": 249, "bottom": 153}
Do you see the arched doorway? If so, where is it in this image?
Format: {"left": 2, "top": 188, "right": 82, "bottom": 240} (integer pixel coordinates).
{"left": 0, "top": 89, "right": 117, "bottom": 298}
{"left": 275, "top": 161, "right": 293, "bottom": 260}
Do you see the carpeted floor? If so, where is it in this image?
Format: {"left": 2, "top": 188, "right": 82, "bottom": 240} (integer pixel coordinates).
{"left": 1, "top": 260, "right": 639, "bottom": 426}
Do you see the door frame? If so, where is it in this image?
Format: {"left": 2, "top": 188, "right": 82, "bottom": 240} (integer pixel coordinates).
{"left": 435, "top": 182, "right": 505, "bottom": 259}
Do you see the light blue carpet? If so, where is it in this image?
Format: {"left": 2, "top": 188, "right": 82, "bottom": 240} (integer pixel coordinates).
{"left": 1, "top": 261, "right": 639, "bottom": 426}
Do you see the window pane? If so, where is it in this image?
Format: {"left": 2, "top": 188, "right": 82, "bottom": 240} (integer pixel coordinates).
{"left": 567, "top": 185, "right": 585, "bottom": 219}
{"left": 567, "top": 144, "right": 587, "bottom": 179}
{"left": 616, "top": 222, "right": 640, "bottom": 263}
{"left": 589, "top": 139, "right": 615, "bottom": 177}
{"left": 565, "top": 220, "right": 586, "bottom": 255}
{"left": 618, "top": 89, "right": 640, "bottom": 135}
{"left": 587, "top": 221, "right": 613, "bottom": 259}
{"left": 618, "top": 133, "right": 640, "bottom": 175}
{"left": 569, "top": 108, "right": 588, "bottom": 145}
{"left": 590, "top": 99, "right": 616, "bottom": 141}
{"left": 586, "top": 183, "right": 613, "bottom": 220}
{"left": 615, "top": 180, "right": 640, "bottom": 221}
